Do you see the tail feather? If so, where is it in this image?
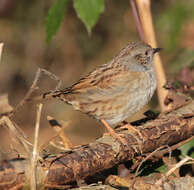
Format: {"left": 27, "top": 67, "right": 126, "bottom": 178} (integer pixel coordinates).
{"left": 27, "top": 90, "right": 68, "bottom": 102}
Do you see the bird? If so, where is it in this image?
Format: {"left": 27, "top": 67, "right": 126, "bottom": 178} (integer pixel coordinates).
{"left": 32, "top": 42, "right": 162, "bottom": 144}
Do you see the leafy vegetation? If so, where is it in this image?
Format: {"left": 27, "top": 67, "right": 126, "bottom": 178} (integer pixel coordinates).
{"left": 46, "top": 0, "right": 105, "bottom": 42}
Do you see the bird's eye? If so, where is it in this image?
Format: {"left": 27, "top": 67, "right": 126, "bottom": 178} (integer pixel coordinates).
{"left": 145, "top": 51, "right": 148, "bottom": 56}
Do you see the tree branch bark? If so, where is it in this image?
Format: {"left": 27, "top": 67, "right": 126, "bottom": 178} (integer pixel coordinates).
{"left": 0, "top": 101, "right": 193, "bottom": 189}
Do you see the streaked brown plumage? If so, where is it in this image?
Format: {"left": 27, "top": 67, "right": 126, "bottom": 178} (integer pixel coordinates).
{"left": 42, "top": 42, "right": 160, "bottom": 123}
{"left": 36, "top": 42, "right": 161, "bottom": 144}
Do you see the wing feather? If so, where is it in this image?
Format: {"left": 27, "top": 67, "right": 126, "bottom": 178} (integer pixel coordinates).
{"left": 69, "top": 65, "right": 144, "bottom": 100}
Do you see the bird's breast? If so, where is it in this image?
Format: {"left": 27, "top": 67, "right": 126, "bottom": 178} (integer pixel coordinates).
{"left": 104, "top": 70, "right": 157, "bottom": 125}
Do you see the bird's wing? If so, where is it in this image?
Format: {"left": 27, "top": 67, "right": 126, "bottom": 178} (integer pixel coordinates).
{"left": 69, "top": 65, "right": 145, "bottom": 100}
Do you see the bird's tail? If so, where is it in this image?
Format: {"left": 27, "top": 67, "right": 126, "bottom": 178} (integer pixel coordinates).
{"left": 27, "top": 90, "right": 66, "bottom": 102}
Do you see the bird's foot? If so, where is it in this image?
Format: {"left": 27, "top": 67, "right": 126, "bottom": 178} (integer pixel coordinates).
{"left": 101, "top": 119, "right": 127, "bottom": 146}
{"left": 119, "top": 122, "right": 144, "bottom": 148}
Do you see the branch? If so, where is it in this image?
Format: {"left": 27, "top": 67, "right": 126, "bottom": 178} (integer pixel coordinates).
{"left": 134, "top": 0, "right": 169, "bottom": 112}
{"left": 129, "top": 0, "right": 144, "bottom": 41}
{"left": 44, "top": 101, "right": 194, "bottom": 187}
{"left": 1, "top": 100, "right": 193, "bottom": 189}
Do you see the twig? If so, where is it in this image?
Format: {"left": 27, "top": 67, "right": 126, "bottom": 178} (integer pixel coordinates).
{"left": 30, "top": 103, "right": 43, "bottom": 190}
{"left": 135, "top": 0, "right": 169, "bottom": 112}
{"left": 155, "top": 156, "right": 194, "bottom": 186}
{"left": 129, "top": 0, "right": 144, "bottom": 41}
{"left": 9, "top": 69, "right": 41, "bottom": 117}
{"left": 0, "top": 116, "right": 32, "bottom": 155}
{"left": 40, "top": 69, "right": 62, "bottom": 90}
{"left": 0, "top": 43, "right": 4, "bottom": 62}
{"left": 135, "top": 136, "right": 194, "bottom": 176}
{"left": 154, "top": 136, "right": 194, "bottom": 158}
{"left": 47, "top": 115, "right": 73, "bottom": 149}
{"left": 9, "top": 68, "right": 62, "bottom": 117}
{"left": 135, "top": 145, "right": 172, "bottom": 176}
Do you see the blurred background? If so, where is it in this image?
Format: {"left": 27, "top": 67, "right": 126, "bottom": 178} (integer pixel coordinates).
{"left": 0, "top": 0, "right": 194, "bottom": 156}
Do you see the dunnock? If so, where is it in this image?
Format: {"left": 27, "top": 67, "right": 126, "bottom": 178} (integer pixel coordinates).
{"left": 38, "top": 42, "right": 161, "bottom": 144}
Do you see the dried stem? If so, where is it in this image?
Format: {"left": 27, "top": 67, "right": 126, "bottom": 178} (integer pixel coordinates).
{"left": 135, "top": 145, "right": 172, "bottom": 176}
{"left": 134, "top": 0, "right": 169, "bottom": 112}
{"left": 129, "top": 0, "right": 144, "bottom": 41}
{"left": 30, "top": 103, "right": 43, "bottom": 190}
{"left": 0, "top": 43, "right": 4, "bottom": 62}
{"left": 9, "top": 69, "right": 41, "bottom": 117}
{"left": 47, "top": 115, "right": 73, "bottom": 149}
{"left": 0, "top": 116, "right": 31, "bottom": 155}
{"left": 9, "top": 68, "right": 62, "bottom": 117}
{"left": 155, "top": 156, "right": 194, "bottom": 186}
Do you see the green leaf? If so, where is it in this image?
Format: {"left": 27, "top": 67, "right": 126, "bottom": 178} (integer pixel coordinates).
{"left": 178, "top": 139, "right": 194, "bottom": 157}
{"left": 155, "top": 164, "right": 168, "bottom": 174}
{"left": 46, "top": 0, "right": 67, "bottom": 43}
{"left": 73, "top": 0, "right": 105, "bottom": 34}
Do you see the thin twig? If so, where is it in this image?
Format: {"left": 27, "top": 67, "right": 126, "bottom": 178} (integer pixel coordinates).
{"left": 135, "top": 145, "right": 172, "bottom": 176}
{"left": 0, "top": 43, "right": 4, "bottom": 62}
{"left": 47, "top": 115, "right": 73, "bottom": 149}
{"left": 135, "top": 0, "right": 169, "bottom": 112}
{"left": 9, "top": 69, "right": 41, "bottom": 117}
{"left": 129, "top": 0, "right": 144, "bottom": 41}
{"left": 155, "top": 156, "right": 194, "bottom": 186}
{"left": 9, "top": 68, "right": 62, "bottom": 117}
{"left": 30, "top": 103, "right": 43, "bottom": 190}
{"left": 153, "top": 136, "right": 194, "bottom": 158}
{"left": 39, "top": 68, "right": 62, "bottom": 90}
{"left": 0, "top": 116, "right": 32, "bottom": 155}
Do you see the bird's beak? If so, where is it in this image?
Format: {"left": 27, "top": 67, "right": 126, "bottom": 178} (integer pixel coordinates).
{"left": 153, "top": 48, "right": 163, "bottom": 54}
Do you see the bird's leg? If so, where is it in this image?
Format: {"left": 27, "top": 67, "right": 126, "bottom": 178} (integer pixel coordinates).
{"left": 101, "top": 119, "right": 126, "bottom": 145}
